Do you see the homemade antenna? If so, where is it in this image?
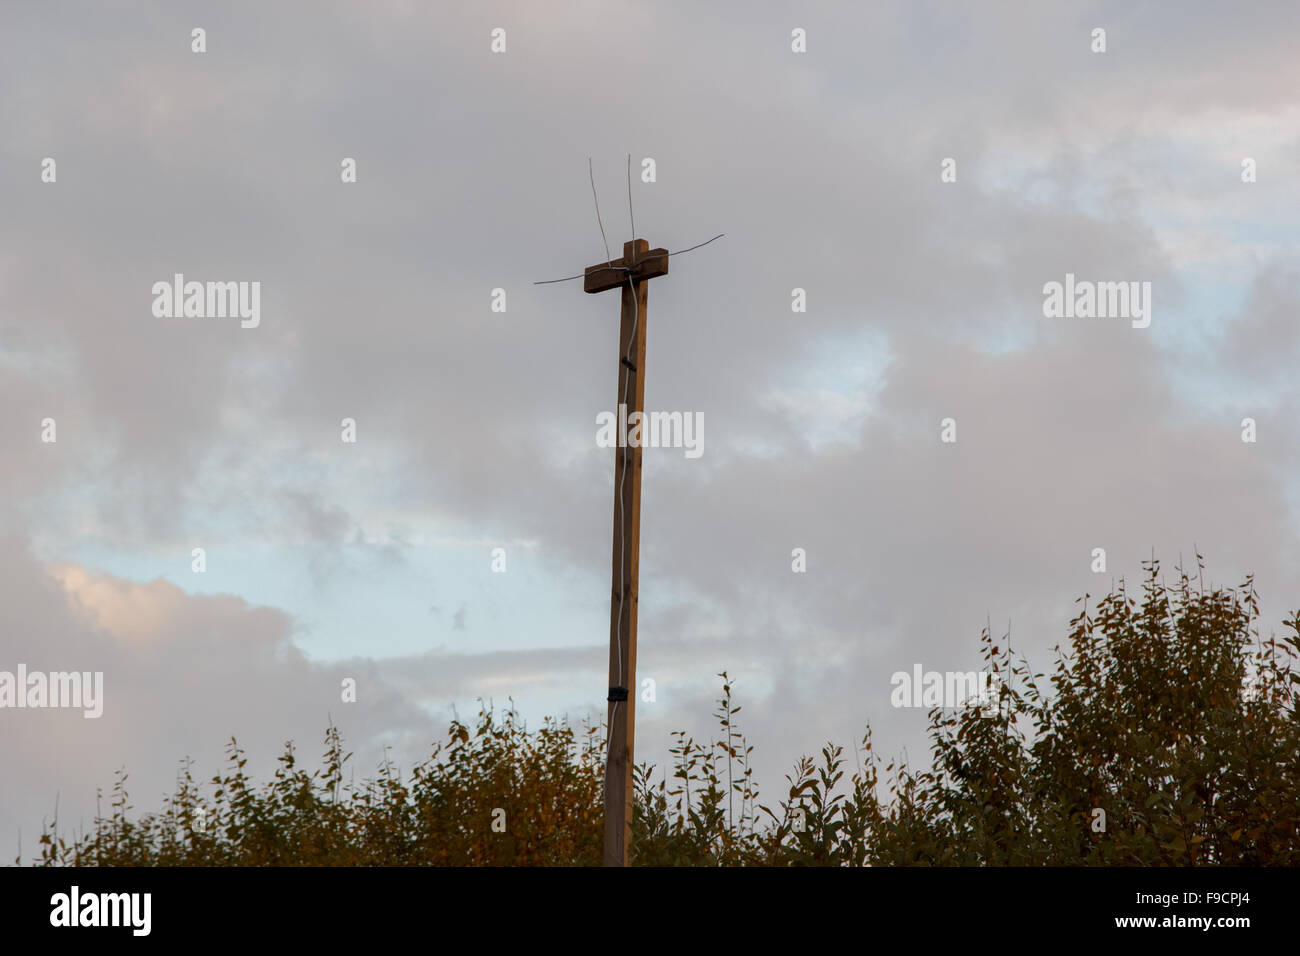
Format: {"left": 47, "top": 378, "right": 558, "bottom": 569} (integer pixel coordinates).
{"left": 535, "top": 158, "right": 723, "bottom": 866}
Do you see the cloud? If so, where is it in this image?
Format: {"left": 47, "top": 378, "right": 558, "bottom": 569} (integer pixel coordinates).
{"left": 2, "top": 0, "right": 1299, "bottom": 857}
{"left": 0, "top": 541, "right": 437, "bottom": 862}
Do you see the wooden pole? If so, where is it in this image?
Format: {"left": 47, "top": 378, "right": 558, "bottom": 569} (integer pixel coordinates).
{"left": 584, "top": 238, "right": 668, "bottom": 866}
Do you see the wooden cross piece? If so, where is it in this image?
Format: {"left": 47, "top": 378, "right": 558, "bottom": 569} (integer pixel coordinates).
{"left": 585, "top": 238, "right": 668, "bottom": 867}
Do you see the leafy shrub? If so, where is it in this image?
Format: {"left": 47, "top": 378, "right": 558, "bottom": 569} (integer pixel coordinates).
{"left": 27, "top": 556, "right": 1300, "bottom": 866}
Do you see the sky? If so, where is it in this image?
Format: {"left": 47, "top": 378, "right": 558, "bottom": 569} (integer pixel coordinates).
{"left": 2, "top": 0, "right": 1299, "bottom": 862}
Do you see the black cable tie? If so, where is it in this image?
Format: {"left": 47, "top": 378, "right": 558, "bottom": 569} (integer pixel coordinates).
{"left": 621, "top": 356, "right": 637, "bottom": 372}
{"left": 607, "top": 686, "right": 629, "bottom": 702}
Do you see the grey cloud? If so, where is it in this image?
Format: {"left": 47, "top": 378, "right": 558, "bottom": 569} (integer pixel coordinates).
{"left": 2, "top": 0, "right": 1298, "bottom": 852}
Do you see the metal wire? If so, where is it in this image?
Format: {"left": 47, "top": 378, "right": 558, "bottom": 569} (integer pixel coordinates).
{"left": 657, "top": 232, "right": 724, "bottom": 258}
{"left": 627, "top": 153, "right": 635, "bottom": 240}
{"left": 532, "top": 233, "right": 725, "bottom": 285}
{"left": 589, "top": 157, "right": 612, "bottom": 266}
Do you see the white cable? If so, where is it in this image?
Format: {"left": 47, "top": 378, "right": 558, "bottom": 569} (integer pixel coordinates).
{"left": 608, "top": 272, "right": 640, "bottom": 764}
